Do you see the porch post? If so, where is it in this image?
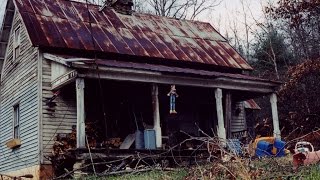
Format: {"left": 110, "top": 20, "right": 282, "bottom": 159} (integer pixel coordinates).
{"left": 76, "top": 78, "right": 86, "bottom": 148}
{"left": 224, "top": 92, "right": 232, "bottom": 139}
{"left": 215, "top": 88, "right": 226, "bottom": 143}
{"left": 152, "top": 84, "right": 162, "bottom": 148}
{"left": 270, "top": 93, "right": 281, "bottom": 139}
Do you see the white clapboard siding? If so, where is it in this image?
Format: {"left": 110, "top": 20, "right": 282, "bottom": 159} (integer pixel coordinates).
{"left": 0, "top": 11, "right": 40, "bottom": 172}
{"left": 231, "top": 101, "right": 247, "bottom": 133}
{"left": 41, "top": 58, "right": 77, "bottom": 164}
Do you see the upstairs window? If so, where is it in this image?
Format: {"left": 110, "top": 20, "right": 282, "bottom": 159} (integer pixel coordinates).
{"left": 13, "top": 26, "right": 21, "bottom": 59}
{"left": 13, "top": 104, "right": 20, "bottom": 139}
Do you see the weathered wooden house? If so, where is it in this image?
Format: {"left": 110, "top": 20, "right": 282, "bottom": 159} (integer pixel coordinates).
{"left": 0, "top": 0, "right": 281, "bottom": 178}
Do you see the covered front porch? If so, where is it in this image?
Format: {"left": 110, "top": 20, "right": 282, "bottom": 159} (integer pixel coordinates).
{"left": 47, "top": 54, "right": 281, "bottom": 151}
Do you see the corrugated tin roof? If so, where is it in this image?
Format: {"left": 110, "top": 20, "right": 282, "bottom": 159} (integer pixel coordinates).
{"left": 244, "top": 99, "right": 261, "bottom": 110}
{"left": 15, "top": 0, "right": 253, "bottom": 70}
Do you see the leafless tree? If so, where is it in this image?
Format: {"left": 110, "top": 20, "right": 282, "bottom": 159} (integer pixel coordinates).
{"left": 146, "top": 0, "right": 222, "bottom": 20}
{"left": 235, "top": 0, "right": 282, "bottom": 80}
{"left": 239, "top": 0, "right": 251, "bottom": 60}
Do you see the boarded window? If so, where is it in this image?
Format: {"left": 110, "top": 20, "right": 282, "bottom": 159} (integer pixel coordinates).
{"left": 13, "top": 104, "right": 20, "bottom": 139}
{"left": 14, "top": 26, "right": 21, "bottom": 59}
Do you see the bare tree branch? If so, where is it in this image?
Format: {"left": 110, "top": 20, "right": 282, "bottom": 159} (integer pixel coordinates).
{"left": 146, "top": 0, "right": 222, "bottom": 20}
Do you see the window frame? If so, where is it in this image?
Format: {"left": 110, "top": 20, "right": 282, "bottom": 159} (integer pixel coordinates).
{"left": 13, "top": 26, "right": 21, "bottom": 60}
{"left": 13, "top": 104, "right": 20, "bottom": 139}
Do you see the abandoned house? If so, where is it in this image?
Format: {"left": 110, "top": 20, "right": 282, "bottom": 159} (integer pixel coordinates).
{"left": 0, "top": 0, "right": 281, "bottom": 178}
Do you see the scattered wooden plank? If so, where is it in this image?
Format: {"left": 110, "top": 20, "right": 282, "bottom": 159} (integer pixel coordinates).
{"left": 120, "top": 133, "right": 135, "bottom": 149}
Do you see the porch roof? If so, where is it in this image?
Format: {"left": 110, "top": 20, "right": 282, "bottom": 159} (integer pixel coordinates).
{"left": 79, "top": 59, "right": 275, "bottom": 83}
{"left": 45, "top": 53, "right": 280, "bottom": 95}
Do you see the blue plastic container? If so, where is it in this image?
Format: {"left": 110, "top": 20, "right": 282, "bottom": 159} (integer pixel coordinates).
{"left": 256, "top": 141, "right": 273, "bottom": 157}
{"left": 274, "top": 139, "right": 286, "bottom": 157}
{"left": 135, "top": 130, "right": 144, "bottom": 149}
{"left": 144, "top": 129, "right": 156, "bottom": 150}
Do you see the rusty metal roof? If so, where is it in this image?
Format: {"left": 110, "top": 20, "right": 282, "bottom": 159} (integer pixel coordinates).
{"left": 244, "top": 99, "right": 261, "bottom": 110}
{"left": 15, "top": 0, "right": 253, "bottom": 70}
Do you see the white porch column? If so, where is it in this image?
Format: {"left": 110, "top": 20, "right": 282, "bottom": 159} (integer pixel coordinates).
{"left": 76, "top": 78, "right": 86, "bottom": 148}
{"left": 152, "top": 84, "right": 162, "bottom": 148}
{"left": 270, "top": 93, "right": 281, "bottom": 139}
{"left": 215, "top": 88, "right": 226, "bottom": 143}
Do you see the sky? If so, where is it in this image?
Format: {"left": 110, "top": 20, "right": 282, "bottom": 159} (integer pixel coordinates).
{"left": 198, "top": 0, "right": 271, "bottom": 43}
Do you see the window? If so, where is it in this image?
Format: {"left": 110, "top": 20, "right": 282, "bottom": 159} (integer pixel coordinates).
{"left": 13, "top": 104, "right": 20, "bottom": 139}
{"left": 14, "top": 26, "right": 21, "bottom": 59}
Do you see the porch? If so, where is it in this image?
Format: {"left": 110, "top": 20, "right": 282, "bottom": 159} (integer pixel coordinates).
{"left": 46, "top": 54, "right": 281, "bottom": 151}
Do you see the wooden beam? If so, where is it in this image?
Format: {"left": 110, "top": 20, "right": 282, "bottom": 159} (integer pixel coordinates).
{"left": 215, "top": 88, "right": 226, "bottom": 144}
{"left": 216, "top": 77, "right": 281, "bottom": 88}
{"left": 76, "top": 78, "right": 86, "bottom": 148}
{"left": 43, "top": 53, "right": 70, "bottom": 67}
{"left": 152, "top": 84, "right": 162, "bottom": 148}
{"left": 78, "top": 68, "right": 276, "bottom": 94}
{"left": 270, "top": 93, "right": 281, "bottom": 139}
{"left": 51, "top": 70, "right": 77, "bottom": 90}
{"left": 224, "top": 92, "right": 232, "bottom": 139}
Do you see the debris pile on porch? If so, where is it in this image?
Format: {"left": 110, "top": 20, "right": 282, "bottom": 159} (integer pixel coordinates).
{"left": 50, "top": 135, "right": 225, "bottom": 178}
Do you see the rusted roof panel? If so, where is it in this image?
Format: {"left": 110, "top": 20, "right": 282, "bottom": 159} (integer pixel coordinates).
{"left": 43, "top": 0, "right": 66, "bottom": 19}
{"left": 218, "top": 42, "right": 253, "bottom": 70}
{"left": 15, "top": 0, "right": 253, "bottom": 70}
{"left": 206, "top": 40, "right": 242, "bottom": 69}
{"left": 39, "top": 15, "right": 67, "bottom": 47}
{"left": 20, "top": 12, "right": 49, "bottom": 46}
{"left": 244, "top": 99, "right": 261, "bottom": 110}
{"left": 68, "top": 21, "right": 94, "bottom": 51}
{"left": 157, "top": 34, "right": 191, "bottom": 62}
{"left": 101, "top": 26, "right": 134, "bottom": 55}
{"left": 53, "top": 17, "right": 86, "bottom": 50}
{"left": 58, "top": 1, "right": 81, "bottom": 21}
{"left": 15, "top": 0, "right": 34, "bottom": 13}
{"left": 143, "top": 31, "right": 178, "bottom": 60}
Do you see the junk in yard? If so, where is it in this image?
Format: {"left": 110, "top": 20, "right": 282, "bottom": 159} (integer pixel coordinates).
{"left": 293, "top": 141, "right": 320, "bottom": 170}
{"left": 251, "top": 137, "right": 286, "bottom": 157}
{"left": 227, "top": 139, "right": 242, "bottom": 156}
{"left": 135, "top": 130, "right": 144, "bottom": 149}
{"left": 144, "top": 129, "right": 156, "bottom": 150}
{"left": 294, "top": 141, "right": 314, "bottom": 154}
{"left": 120, "top": 133, "right": 135, "bottom": 149}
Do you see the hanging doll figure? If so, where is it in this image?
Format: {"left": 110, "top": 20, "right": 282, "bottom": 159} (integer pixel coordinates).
{"left": 167, "top": 85, "right": 178, "bottom": 114}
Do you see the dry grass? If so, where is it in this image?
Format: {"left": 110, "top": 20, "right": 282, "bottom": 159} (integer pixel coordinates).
{"left": 82, "top": 156, "right": 320, "bottom": 180}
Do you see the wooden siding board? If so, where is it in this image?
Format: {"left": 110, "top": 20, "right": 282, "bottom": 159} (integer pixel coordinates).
{"left": 1, "top": 83, "right": 38, "bottom": 108}
{"left": 41, "top": 58, "right": 77, "bottom": 164}
{"left": 0, "top": 11, "right": 40, "bottom": 172}
{"left": 231, "top": 101, "right": 247, "bottom": 133}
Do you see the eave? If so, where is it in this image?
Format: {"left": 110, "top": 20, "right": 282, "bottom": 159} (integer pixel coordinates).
{"left": 0, "top": 0, "right": 15, "bottom": 73}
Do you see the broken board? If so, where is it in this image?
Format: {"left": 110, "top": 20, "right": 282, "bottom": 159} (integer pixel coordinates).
{"left": 120, "top": 133, "right": 135, "bottom": 149}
